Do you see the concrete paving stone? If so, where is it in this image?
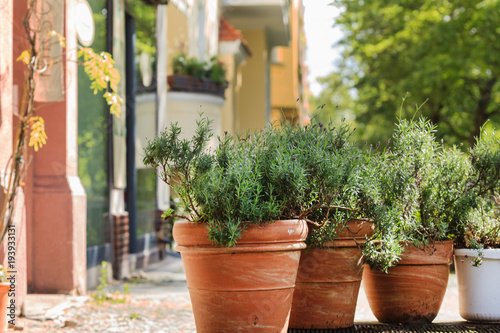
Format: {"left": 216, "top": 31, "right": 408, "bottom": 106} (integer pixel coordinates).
{"left": 22, "top": 294, "right": 72, "bottom": 320}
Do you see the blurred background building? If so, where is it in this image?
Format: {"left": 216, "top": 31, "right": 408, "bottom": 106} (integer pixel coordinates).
{"left": 0, "top": 0, "right": 309, "bottom": 309}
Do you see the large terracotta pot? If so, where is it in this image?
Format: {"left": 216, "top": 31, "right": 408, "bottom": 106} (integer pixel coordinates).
{"left": 173, "top": 220, "right": 308, "bottom": 333}
{"left": 454, "top": 248, "right": 500, "bottom": 322}
{"left": 363, "top": 241, "right": 454, "bottom": 324}
{"left": 289, "top": 219, "right": 375, "bottom": 329}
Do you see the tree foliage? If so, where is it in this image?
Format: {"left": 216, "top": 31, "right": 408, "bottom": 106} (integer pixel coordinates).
{"left": 328, "top": 0, "right": 500, "bottom": 146}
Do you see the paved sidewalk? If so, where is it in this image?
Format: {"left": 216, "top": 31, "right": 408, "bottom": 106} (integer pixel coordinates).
{"left": 17, "top": 253, "right": 196, "bottom": 332}
{"left": 15, "top": 252, "right": 464, "bottom": 332}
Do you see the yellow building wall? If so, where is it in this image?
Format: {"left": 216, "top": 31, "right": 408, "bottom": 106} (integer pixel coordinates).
{"left": 167, "top": 6, "right": 189, "bottom": 74}
{"left": 271, "top": 47, "right": 295, "bottom": 108}
{"left": 270, "top": 0, "right": 304, "bottom": 124}
{"left": 237, "top": 29, "right": 268, "bottom": 133}
{"left": 219, "top": 54, "right": 237, "bottom": 135}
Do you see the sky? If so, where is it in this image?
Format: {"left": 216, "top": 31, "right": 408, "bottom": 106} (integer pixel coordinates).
{"left": 303, "top": 0, "right": 343, "bottom": 97}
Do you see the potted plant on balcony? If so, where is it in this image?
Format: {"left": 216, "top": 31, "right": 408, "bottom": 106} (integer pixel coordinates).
{"left": 453, "top": 126, "right": 500, "bottom": 322}
{"left": 167, "top": 53, "right": 228, "bottom": 98}
{"left": 260, "top": 119, "right": 377, "bottom": 329}
{"left": 362, "top": 118, "right": 475, "bottom": 324}
{"left": 143, "top": 117, "right": 308, "bottom": 332}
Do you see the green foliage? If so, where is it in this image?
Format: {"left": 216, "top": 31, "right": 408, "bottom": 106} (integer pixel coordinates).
{"left": 143, "top": 117, "right": 212, "bottom": 221}
{"left": 92, "top": 261, "right": 110, "bottom": 304}
{"left": 161, "top": 208, "right": 174, "bottom": 220}
{"left": 191, "top": 135, "right": 285, "bottom": 246}
{"left": 91, "top": 261, "right": 130, "bottom": 304}
{"left": 365, "top": 118, "right": 500, "bottom": 271}
{"left": 452, "top": 127, "right": 500, "bottom": 254}
{"left": 143, "top": 115, "right": 377, "bottom": 247}
{"left": 309, "top": 72, "right": 358, "bottom": 126}
{"left": 143, "top": 117, "right": 286, "bottom": 246}
{"left": 143, "top": 113, "right": 500, "bottom": 256}
{"left": 469, "top": 126, "right": 500, "bottom": 197}
{"left": 262, "top": 118, "right": 379, "bottom": 247}
{"left": 123, "top": 283, "right": 130, "bottom": 295}
{"left": 143, "top": 111, "right": 390, "bottom": 247}
{"left": 172, "top": 53, "right": 227, "bottom": 85}
{"left": 330, "top": 0, "right": 500, "bottom": 146}
{"left": 129, "top": 313, "right": 141, "bottom": 320}
{"left": 126, "top": 0, "right": 157, "bottom": 58}
{"left": 0, "top": 265, "right": 6, "bottom": 283}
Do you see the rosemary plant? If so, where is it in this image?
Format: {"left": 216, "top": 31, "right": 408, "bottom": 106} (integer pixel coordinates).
{"left": 143, "top": 117, "right": 305, "bottom": 247}
{"left": 452, "top": 127, "right": 500, "bottom": 263}
{"left": 364, "top": 118, "right": 500, "bottom": 271}
{"left": 260, "top": 118, "right": 379, "bottom": 247}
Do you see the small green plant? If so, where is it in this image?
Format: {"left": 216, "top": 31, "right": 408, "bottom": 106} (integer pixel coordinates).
{"left": 91, "top": 261, "right": 110, "bottom": 304}
{"left": 172, "top": 53, "right": 226, "bottom": 85}
{"left": 129, "top": 313, "right": 141, "bottom": 320}
{"left": 0, "top": 266, "right": 6, "bottom": 283}
{"left": 90, "top": 262, "right": 129, "bottom": 304}
{"left": 123, "top": 283, "right": 130, "bottom": 295}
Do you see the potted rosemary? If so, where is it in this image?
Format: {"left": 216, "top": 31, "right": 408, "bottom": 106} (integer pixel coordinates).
{"left": 362, "top": 118, "right": 473, "bottom": 324}
{"left": 258, "top": 119, "right": 378, "bottom": 329}
{"left": 143, "top": 117, "right": 307, "bottom": 332}
{"left": 453, "top": 127, "right": 500, "bottom": 322}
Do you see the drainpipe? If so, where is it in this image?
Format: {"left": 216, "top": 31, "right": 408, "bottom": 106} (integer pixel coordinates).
{"left": 125, "top": 12, "right": 137, "bottom": 254}
{"left": 156, "top": 4, "right": 170, "bottom": 213}
{"left": 106, "top": 0, "right": 115, "bottom": 270}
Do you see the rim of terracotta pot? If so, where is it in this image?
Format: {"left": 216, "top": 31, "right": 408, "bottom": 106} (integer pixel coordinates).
{"left": 309, "top": 219, "right": 375, "bottom": 248}
{"left": 455, "top": 248, "right": 500, "bottom": 259}
{"left": 173, "top": 219, "right": 308, "bottom": 253}
{"left": 397, "top": 240, "right": 454, "bottom": 265}
{"left": 336, "top": 218, "right": 375, "bottom": 239}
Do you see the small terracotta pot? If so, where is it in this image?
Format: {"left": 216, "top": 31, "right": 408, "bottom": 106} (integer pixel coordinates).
{"left": 0, "top": 282, "right": 10, "bottom": 331}
{"left": 173, "top": 220, "right": 307, "bottom": 333}
{"left": 289, "top": 219, "right": 375, "bottom": 329}
{"left": 363, "top": 241, "right": 454, "bottom": 324}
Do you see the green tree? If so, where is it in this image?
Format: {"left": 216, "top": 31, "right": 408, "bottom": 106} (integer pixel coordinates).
{"left": 126, "top": 0, "right": 157, "bottom": 58}
{"left": 331, "top": 0, "right": 500, "bottom": 146}
{"left": 309, "top": 72, "right": 357, "bottom": 124}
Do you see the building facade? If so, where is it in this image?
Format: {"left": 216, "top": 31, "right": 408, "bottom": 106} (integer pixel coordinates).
{"left": 0, "top": 0, "right": 309, "bottom": 313}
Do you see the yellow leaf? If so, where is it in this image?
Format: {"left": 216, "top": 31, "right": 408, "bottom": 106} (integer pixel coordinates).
{"left": 16, "top": 50, "right": 31, "bottom": 65}
{"left": 49, "top": 30, "right": 66, "bottom": 48}
{"left": 28, "top": 116, "right": 47, "bottom": 151}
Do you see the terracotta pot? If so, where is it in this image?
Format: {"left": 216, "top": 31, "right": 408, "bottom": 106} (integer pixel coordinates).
{"left": 289, "top": 219, "right": 375, "bottom": 329}
{"left": 0, "top": 282, "right": 10, "bottom": 331}
{"left": 363, "top": 241, "right": 454, "bottom": 324}
{"left": 173, "top": 220, "right": 307, "bottom": 333}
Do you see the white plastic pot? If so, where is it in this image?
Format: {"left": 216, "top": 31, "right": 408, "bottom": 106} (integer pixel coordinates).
{"left": 454, "top": 248, "right": 500, "bottom": 322}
